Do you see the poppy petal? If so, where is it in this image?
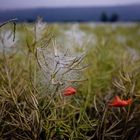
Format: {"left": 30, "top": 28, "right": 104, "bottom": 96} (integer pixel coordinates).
{"left": 63, "top": 87, "right": 76, "bottom": 96}
{"left": 108, "top": 96, "right": 132, "bottom": 107}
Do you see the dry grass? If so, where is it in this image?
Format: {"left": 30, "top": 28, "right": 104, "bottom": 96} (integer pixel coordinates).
{"left": 0, "top": 19, "right": 140, "bottom": 140}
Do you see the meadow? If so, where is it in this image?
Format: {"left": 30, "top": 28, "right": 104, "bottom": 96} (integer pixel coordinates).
{"left": 0, "top": 19, "right": 140, "bottom": 140}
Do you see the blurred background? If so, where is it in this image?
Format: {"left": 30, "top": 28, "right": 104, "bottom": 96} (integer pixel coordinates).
{"left": 0, "top": 0, "right": 140, "bottom": 22}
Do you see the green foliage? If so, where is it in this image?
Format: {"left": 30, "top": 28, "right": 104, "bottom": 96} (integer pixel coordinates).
{"left": 0, "top": 21, "right": 140, "bottom": 140}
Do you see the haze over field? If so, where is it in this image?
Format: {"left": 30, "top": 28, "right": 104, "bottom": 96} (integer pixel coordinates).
{"left": 0, "top": 0, "right": 140, "bottom": 22}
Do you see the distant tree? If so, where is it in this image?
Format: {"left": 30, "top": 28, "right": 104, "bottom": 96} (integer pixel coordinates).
{"left": 110, "top": 13, "right": 119, "bottom": 22}
{"left": 100, "top": 12, "right": 108, "bottom": 22}
{"left": 27, "top": 18, "right": 34, "bottom": 23}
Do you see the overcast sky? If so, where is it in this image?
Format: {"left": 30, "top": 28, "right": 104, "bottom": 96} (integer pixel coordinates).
{"left": 0, "top": 0, "right": 140, "bottom": 9}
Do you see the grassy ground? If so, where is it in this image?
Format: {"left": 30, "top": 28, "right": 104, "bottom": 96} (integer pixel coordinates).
{"left": 0, "top": 20, "right": 140, "bottom": 140}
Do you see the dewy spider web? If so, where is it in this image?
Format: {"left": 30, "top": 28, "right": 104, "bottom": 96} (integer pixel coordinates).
{"left": 36, "top": 40, "right": 86, "bottom": 93}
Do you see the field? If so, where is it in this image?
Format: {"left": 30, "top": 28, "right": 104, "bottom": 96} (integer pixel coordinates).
{"left": 0, "top": 20, "right": 140, "bottom": 140}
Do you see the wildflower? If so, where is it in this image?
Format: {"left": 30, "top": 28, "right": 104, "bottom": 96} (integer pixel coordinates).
{"left": 63, "top": 87, "right": 76, "bottom": 96}
{"left": 108, "top": 96, "right": 132, "bottom": 107}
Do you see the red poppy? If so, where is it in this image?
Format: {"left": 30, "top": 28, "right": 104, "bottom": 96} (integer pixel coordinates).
{"left": 63, "top": 87, "right": 76, "bottom": 96}
{"left": 108, "top": 96, "right": 132, "bottom": 107}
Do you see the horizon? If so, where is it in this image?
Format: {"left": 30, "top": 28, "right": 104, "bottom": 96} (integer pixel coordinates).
{"left": 0, "top": 0, "right": 140, "bottom": 10}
